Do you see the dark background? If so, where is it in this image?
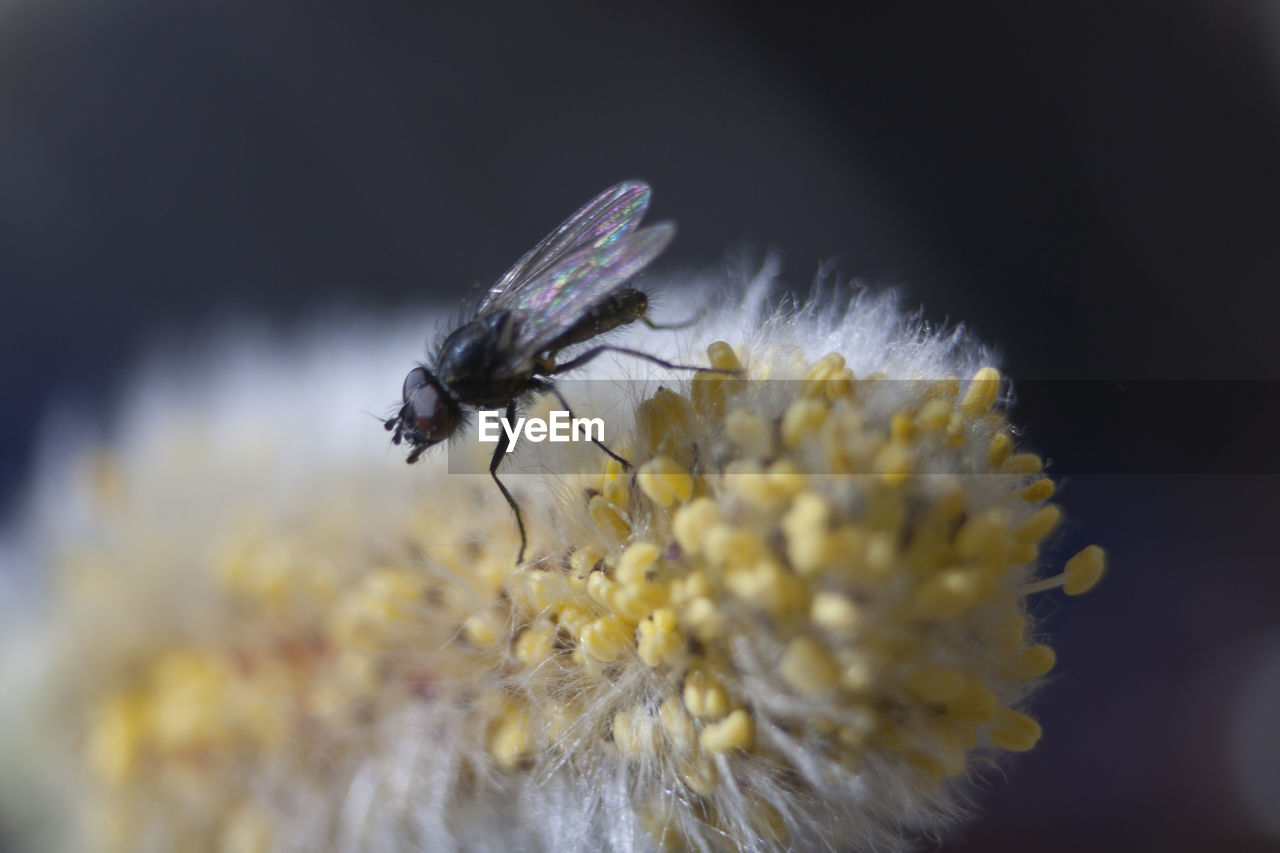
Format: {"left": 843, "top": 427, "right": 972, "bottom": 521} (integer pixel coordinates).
{"left": 2, "top": 1, "right": 1279, "bottom": 850}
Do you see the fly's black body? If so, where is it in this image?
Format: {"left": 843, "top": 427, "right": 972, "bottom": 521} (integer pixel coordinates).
{"left": 386, "top": 181, "right": 720, "bottom": 562}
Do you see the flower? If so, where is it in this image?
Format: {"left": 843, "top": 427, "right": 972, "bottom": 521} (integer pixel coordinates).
{"left": 0, "top": 263, "right": 1104, "bottom": 852}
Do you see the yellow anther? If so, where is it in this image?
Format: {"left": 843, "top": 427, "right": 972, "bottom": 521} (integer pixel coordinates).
{"left": 613, "top": 708, "right": 657, "bottom": 758}
{"left": 1003, "top": 643, "right": 1056, "bottom": 680}
{"left": 706, "top": 341, "right": 742, "bottom": 371}
{"left": 1009, "top": 542, "right": 1039, "bottom": 564}
{"left": 489, "top": 708, "right": 534, "bottom": 768}
{"left": 960, "top": 367, "right": 1001, "bottom": 417}
{"left": 637, "top": 456, "right": 694, "bottom": 507}
{"left": 780, "top": 636, "right": 840, "bottom": 692}
{"left": 946, "top": 680, "right": 998, "bottom": 722}
{"left": 637, "top": 610, "right": 683, "bottom": 667}
{"left": 724, "top": 559, "right": 808, "bottom": 615}
{"left": 615, "top": 582, "right": 668, "bottom": 621}
{"left": 1020, "top": 477, "right": 1056, "bottom": 502}
{"left": 905, "top": 749, "right": 947, "bottom": 780}
{"left": 988, "top": 706, "right": 1042, "bottom": 752}
{"left": 588, "top": 494, "right": 632, "bottom": 540}
{"left": 555, "top": 602, "right": 594, "bottom": 636}
{"left": 86, "top": 690, "right": 146, "bottom": 784}
{"left": 989, "top": 608, "right": 1027, "bottom": 648}
{"left": 672, "top": 498, "right": 720, "bottom": 556}
{"left": 874, "top": 442, "right": 914, "bottom": 484}
{"left": 586, "top": 571, "right": 623, "bottom": 611}
{"left": 700, "top": 709, "right": 754, "bottom": 752}
{"left": 635, "top": 388, "right": 696, "bottom": 460}
{"left": 463, "top": 608, "right": 504, "bottom": 648}
{"left": 864, "top": 531, "right": 898, "bottom": 579}
{"left": 580, "top": 615, "right": 633, "bottom": 661}
{"left": 568, "top": 546, "right": 603, "bottom": 578}
{"left": 725, "top": 409, "right": 772, "bottom": 458}
{"left": 810, "top": 591, "right": 862, "bottom": 633}
{"left": 841, "top": 656, "right": 874, "bottom": 692}
{"left": 1063, "top": 545, "right": 1106, "bottom": 595}
{"left": 683, "top": 669, "right": 730, "bottom": 719}
{"left": 682, "top": 596, "right": 726, "bottom": 642}
{"left": 781, "top": 398, "right": 827, "bottom": 447}
{"left": 1014, "top": 505, "right": 1062, "bottom": 544}
{"left": 767, "top": 458, "right": 807, "bottom": 493}
{"left": 889, "top": 410, "right": 917, "bottom": 443}
{"left": 915, "top": 568, "right": 997, "bottom": 619}
{"left": 782, "top": 492, "right": 831, "bottom": 574}
{"left": 703, "top": 524, "right": 765, "bottom": 567}
{"left": 903, "top": 665, "right": 967, "bottom": 703}
{"left": 725, "top": 459, "right": 788, "bottom": 508}
{"left": 617, "top": 541, "right": 661, "bottom": 585}
{"left": 916, "top": 398, "right": 953, "bottom": 432}
{"left": 803, "top": 353, "right": 854, "bottom": 401}
{"left": 955, "top": 510, "right": 1010, "bottom": 567}
{"left": 514, "top": 567, "right": 561, "bottom": 614}
{"left": 669, "top": 570, "right": 711, "bottom": 604}
{"left": 1005, "top": 452, "right": 1044, "bottom": 475}
{"left": 987, "top": 432, "right": 1013, "bottom": 468}
{"left": 148, "top": 650, "right": 232, "bottom": 751}
{"left": 514, "top": 621, "right": 556, "bottom": 666}
{"left": 659, "top": 695, "right": 698, "bottom": 749}
{"left": 677, "top": 754, "right": 720, "bottom": 796}
{"left": 804, "top": 352, "right": 846, "bottom": 382}
{"left": 945, "top": 411, "right": 968, "bottom": 446}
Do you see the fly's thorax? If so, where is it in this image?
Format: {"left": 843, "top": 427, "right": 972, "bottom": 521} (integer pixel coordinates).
{"left": 436, "top": 313, "right": 517, "bottom": 383}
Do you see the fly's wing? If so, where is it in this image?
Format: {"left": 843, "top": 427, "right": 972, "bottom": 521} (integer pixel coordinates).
{"left": 480, "top": 181, "right": 651, "bottom": 312}
{"left": 491, "top": 222, "right": 675, "bottom": 378}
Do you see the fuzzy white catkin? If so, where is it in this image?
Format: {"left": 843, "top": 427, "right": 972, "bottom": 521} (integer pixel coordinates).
{"left": 0, "top": 262, "right": 1097, "bottom": 853}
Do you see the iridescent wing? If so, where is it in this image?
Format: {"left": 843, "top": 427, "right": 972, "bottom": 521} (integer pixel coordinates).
{"left": 490, "top": 222, "right": 675, "bottom": 377}
{"left": 479, "top": 181, "right": 652, "bottom": 313}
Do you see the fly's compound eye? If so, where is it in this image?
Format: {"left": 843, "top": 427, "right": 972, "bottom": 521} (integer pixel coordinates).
{"left": 400, "top": 368, "right": 458, "bottom": 446}
{"left": 402, "top": 366, "right": 429, "bottom": 402}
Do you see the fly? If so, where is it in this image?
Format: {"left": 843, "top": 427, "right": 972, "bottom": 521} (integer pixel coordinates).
{"left": 386, "top": 180, "right": 725, "bottom": 563}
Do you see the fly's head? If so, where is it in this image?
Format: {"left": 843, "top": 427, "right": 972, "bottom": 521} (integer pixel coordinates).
{"left": 385, "top": 366, "right": 463, "bottom": 463}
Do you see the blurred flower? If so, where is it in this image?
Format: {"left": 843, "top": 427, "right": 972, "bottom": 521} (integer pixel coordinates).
{"left": 0, "top": 264, "right": 1103, "bottom": 852}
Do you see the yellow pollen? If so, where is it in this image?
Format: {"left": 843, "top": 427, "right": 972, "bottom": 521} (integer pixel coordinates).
{"left": 780, "top": 637, "right": 841, "bottom": 691}
{"left": 1020, "top": 478, "right": 1056, "bottom": 502}
{"left": 637, "top": 456, "right": 694, "bottom": 507}
{"left": 683, "top": 669, "right": 730, "bottom": 719}
{"left": 1063, "top": 545, "right": 1106, "bottom": 595}
{"left": 588, "top": 494, "right": 632, "bottom": 539}
{"left": 700, "top": 709, "right": 754, "bottom": 752}
{"left": 617, "top": 542, "right": 661, "bottom": 585}
{"left": 671, "top": 498, "right": 720, "bottom": 556}
{"left": 1014, "top": 505, "right": 1062, "bottom": 544}
{"left": 960, "top": 367, "right": 1001, "bottom": 417}
{"left": 987, "top": 432, "right": 1013, "bottom": 468}
{"left": 988, "top": 706, "right": 1042, "bottom": 752}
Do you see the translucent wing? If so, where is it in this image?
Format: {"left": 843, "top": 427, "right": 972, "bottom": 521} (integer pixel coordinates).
{"left": 480, "top": 181, "right": 651, "bottom": 312}
{"left": 491, "top": 222, "right": 675, "bottom": 376}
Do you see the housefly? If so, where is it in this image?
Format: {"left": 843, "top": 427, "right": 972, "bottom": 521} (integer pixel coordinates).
{"left": 386, "top": 180, "right": 722, "bottom": 563}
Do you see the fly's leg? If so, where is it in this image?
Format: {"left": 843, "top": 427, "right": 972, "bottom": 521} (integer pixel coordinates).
{"left": 547, "top": 344, "right": 738, "bottom": 377}
{"left": 533, "top": 379, "right": 632, "bottom": 470}
{"left": 641, "top": 304, "right": 707, "bottom": 331}
{"left": 490, "top": 401, "right": 528, "bottom": 563}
